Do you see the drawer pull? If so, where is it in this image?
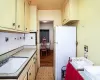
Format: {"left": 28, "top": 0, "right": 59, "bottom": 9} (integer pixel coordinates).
{"left": 12, "top": 23, "right": 15, "bottom": 26}
{"left": 63, "top": 19, "right": 66, "bottom": 22}
{"left": 33, "top": 57, "right": 36, "bottom": 60}
{"left": 29, "top": 73, "right": 31, "bottom": 75}
{"left": 18, "top": 25, "right": 20, "bottom": 28}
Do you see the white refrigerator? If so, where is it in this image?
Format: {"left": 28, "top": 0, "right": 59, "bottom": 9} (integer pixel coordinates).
{"left": 54, "top": 26, "right": 76, "bottom": 80}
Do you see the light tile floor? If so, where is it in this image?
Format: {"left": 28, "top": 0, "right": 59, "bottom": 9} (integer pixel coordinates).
{"left": 36, "top": 67, "right": 54, "bottom": 80}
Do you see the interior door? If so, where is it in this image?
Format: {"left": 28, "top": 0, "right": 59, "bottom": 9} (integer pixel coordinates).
{"left": 54, "top": 26, "right": 76, "bottom": 80}
{"left": 0, "top": 0, "right": 16, "bottom": 29}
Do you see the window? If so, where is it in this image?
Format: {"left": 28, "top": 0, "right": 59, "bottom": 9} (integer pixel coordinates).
{"left": 40, "top": 30, "right": 49, "bottom": 43}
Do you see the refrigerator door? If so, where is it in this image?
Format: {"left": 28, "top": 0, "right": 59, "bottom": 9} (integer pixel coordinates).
{"left": 54, "top": 26, "right": 76, "bottom": 80}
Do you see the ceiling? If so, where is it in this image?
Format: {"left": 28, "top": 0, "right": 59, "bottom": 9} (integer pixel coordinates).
{"left": 29, "top": 0, "right": 65, "bottom": 10}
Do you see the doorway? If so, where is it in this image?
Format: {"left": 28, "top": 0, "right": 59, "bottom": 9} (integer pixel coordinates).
{"left": 39, "top": 21, "right": 54, "bottom": 67}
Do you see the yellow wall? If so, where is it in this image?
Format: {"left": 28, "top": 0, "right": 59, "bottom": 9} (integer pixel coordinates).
{"left": 37, "top": 10, "right": 61, "bottom": 68}
{"left": 38, "top": 10, "right": 62, "bottom": 26}
{"left": 77, "top": 0, "right": 100, "bottom": 65}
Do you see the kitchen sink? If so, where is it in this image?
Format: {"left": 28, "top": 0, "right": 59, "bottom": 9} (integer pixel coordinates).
{"left": 71, "top": 57, "right": 94, "bottom": 70}
{"left": 0, "top": 57, "right": 28, "bottom": 74}
{"left": 84, "top": 66, "right": 100, "bottom": 80}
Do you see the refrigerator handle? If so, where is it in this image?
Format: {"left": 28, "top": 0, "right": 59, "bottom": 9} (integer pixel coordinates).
{"left": 54, "top": 42, "right": 58, "bottom": 44}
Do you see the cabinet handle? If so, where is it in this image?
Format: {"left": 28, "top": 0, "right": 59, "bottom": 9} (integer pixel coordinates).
{"left": 12, "top": 23, "right": 15, "bottom": 26}
{"left": 26, "top": 28, "right": 27, "bottom": 30}
{"left": 63, "top": 19, "right": 66, "bottom": 22}
{"left": 18, "top": 25, "right": 20, "bottom": 28}
{"left": 29, "top": 73, "right": 31, "bottom": 75}
{"left": 33, "top": 57, "right": 36, "bottom": 60}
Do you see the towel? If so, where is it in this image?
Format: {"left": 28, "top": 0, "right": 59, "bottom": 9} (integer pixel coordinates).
{"left": 65, "top": 62, "right": 84, "bottom": 80}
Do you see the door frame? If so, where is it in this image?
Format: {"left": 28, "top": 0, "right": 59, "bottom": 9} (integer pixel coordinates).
{"left": 37, "top": 20, "right": 54, "bottom": 68}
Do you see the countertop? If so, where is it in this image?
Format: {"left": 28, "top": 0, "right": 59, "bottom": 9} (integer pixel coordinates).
{"left": 79, "top": 71, "right": 91, "bottom": 80}
{"left": 0, "top": 48, "right": 36, "bottom": 79}
{"left": 71, "top": 62, "right": 91, "bottom": 80}
{"left": 13, "top": 48, "right": 36, "bottom": 57}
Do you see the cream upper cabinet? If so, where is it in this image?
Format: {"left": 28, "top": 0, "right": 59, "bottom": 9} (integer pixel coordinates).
{"left": 62, "top": 0, "right": 78, "bottom": 25}
{"left": 30, "top": 6, "right": 37, "bottom": 32}
{"left": 25, "top": 0, "right": 30, "bottom": 32}
{"left": 0, "top": 0, "right": 16, "bottom": 30}
{"left": 16, "top": 0, "right": 24, "bottom": 31}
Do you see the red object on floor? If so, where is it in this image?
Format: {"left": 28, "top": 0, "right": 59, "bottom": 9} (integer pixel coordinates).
{"left": 65, "top": 62, "right": 84, "bottom": 80}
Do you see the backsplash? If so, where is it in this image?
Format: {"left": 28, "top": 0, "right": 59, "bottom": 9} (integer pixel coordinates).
{"left": 0, "top": 32, "right": 25, "bottom": 56}
{"left": 25, "top": 33, "right": 37, "bottom": 46}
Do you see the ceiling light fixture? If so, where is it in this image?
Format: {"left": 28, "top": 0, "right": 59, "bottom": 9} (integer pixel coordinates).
{"left": 42, "top": 21, "right": 48, "bottom": 23}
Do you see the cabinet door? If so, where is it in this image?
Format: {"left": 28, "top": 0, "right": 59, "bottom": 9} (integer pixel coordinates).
{"left": 69, "top": 0, "right": 78, "bottom": 20}
{"left": 62, "top": 0, "right": 78, "bottom": 25}
{"left": 28, "top": 64, "right": 35, "bottom": 80}
{"left": 25, "top": 1, "right": 30, "bottom": 32}
{"left": 16, "top": 0, "right": 24, "bottom": 31}
{"left": 0, "top": 0, "right": 16, "bottom": 29}
{"left": 35, "top": 58, "right": 38, "bottom": 74}
{"left": 64, "top": 0, "right": 70, "bottom": 23}
{"left": 30, "top": 6, "right": 37, "bottom": 32}
{"left": 23, "top": 73, "right": 28, "bottom": 80}
{"left": 62, "top": 2, "right": 65, "bottom": 24}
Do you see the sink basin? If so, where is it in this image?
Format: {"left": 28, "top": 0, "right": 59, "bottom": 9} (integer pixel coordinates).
{"left": 0, "top": 57, "right": 28, "bottom": 74}
{"left": 71, "top": 57, "right": 94, "bottom": 70}
{"left": 84, "top": 66, "right": 100, "bottom": 80}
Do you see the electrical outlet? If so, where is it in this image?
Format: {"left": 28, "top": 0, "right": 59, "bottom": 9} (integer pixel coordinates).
{"left": 84, "top": 45, "right": 88, "bottom": 52}
{"left": 31, "top": 37, "right": 33, "bottom": 39}
{"left": 84, "top": 45, "right": 87, "bottom": 51}
{"left": 86, "top": 46, "right": 88, "bottom": 52}
{"left": 5, "top": 37, "right": 9, "bottom": 42}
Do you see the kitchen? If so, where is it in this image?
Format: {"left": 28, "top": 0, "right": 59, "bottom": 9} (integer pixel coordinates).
{"left": 0, "top": 0, "right": 100, "bottom": 80}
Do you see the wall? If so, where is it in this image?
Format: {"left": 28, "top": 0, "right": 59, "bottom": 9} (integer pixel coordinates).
{"left": 38, "top": 10, "right": 62, "bottom": 26}
{"left": 0, "top": 32, "right": 24, "bottom": 55}
{"left": 77, "top": 0, "right": 100, "bottom": 65}
{"left": 25, "top": 33, "right": 36, "bottom": 46}
{"left": 40, "top": 22, "right": 54, "bottom": 50}
{"left": 0, "top": 32, "right": 37, "bottom": 62}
